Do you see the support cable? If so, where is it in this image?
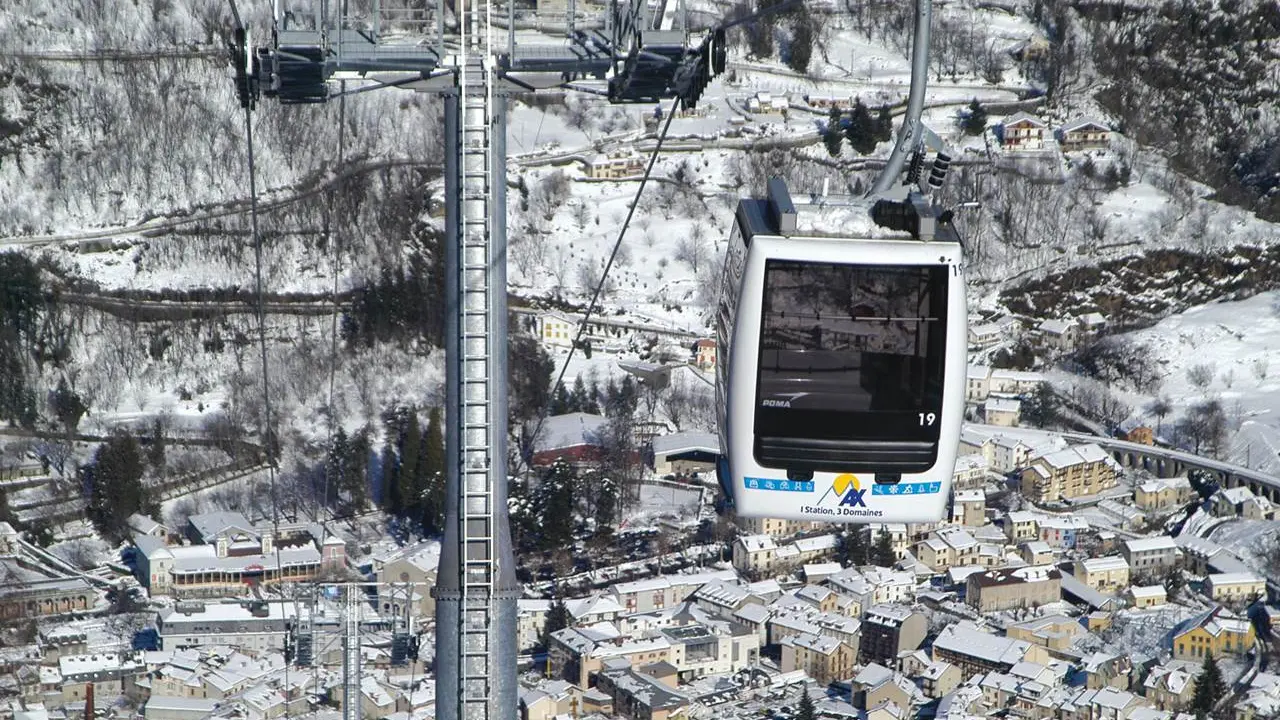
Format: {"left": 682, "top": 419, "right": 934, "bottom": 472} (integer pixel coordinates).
{"left": 242, "top": 97, "right": 280, "bottom": 523}
{"left": 321, "top": 80, "right": 348, "bottom": 528}
{"left": 532, "top": 97, "right": 682, "bottom": 450}
{"left": 240, "top": 65, "right": 291, "bottom": 718}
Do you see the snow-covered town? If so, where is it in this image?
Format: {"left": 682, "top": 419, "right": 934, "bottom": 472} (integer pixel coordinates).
{"left": 4, "top": 0, "right": 1280, "bottom": 719}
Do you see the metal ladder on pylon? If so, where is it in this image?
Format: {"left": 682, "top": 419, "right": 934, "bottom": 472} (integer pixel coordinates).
{"left": 342, "top": 583, "right": 362, "bottom": 720}
{"left": 457, "top": 3, "right": 496, "bottom": 719}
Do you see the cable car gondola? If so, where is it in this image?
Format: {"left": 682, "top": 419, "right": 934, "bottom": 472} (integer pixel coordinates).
{"left": 715, "top": 179, "right": 966, "bottom": 523}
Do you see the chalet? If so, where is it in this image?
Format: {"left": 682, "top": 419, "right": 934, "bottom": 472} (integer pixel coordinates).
{"left": 537, "top": 311, "right": 576, "bottom": 349}
{"left": 692, "top": 338, "right": 716, "bottom": 371}
{"left": 1036, "top": 318, "right": 1078, "bottom": 351}
{"left": 999, "top": 112, "right": 1049, "bottom": 150}
{"left": 585, "top": 152, "right": 646, "bottom": 179}
{"left": 1058, "top": 118, "right": 1112, "bottom": 151}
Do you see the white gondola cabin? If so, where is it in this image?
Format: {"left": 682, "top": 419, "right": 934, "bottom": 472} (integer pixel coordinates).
{"left": 715, "top": 179, "right": 966, "bottom": 523}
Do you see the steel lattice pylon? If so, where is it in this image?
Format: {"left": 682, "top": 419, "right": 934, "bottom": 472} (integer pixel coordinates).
{"left": 231, "top": 1, "right": 708, "bottom": 719}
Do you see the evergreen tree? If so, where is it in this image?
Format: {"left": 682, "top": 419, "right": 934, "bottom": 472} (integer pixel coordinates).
{"left": 327, "top": 427, "right": 350, "bottom": 508}
{"left": 844, "top": 99, "right": 878, "bottom": 154}
{"left": 1190, "top": 651, "right": 1225, "bottom": 717}
{"left": 86, "top": 430, "right": 146, "bottom": 542}
{"left": 549, "top": 382, "right": 573, "bottom": 415}
{"left": 569, "top": 377, "right": 589, "bottom": 414}
{"left": 840, "top": 529, "right": 868, "bottom": 566}
{"left": 341, "top": 427, "right": 371, "bottom": 514}
{"left": 0, "top": 252, "right": 42, "bottom": 429}
{"left": 796, "top": 690, "right": 815, "bottom": 720}
{"left": 380, "top": 442, "right": 401, "bottom": 514}
{"left": 398, "top": 412, "right": 423, "bottom": 522}
{"left": 824, "top": 108, "right": 844, "bottom": 157}
{"left": 786, "top": 6, "right": 814, "bottom": 74}
{"left": 1021, "top": 382, "right": 1059, "bottom": 428}
{"left": 509, "top": 335, "right": 554, "bottom": 424}
{"left": 585, "top": 379, "right": 602, "bottom": 415}
{"left": 421, "top": 407, "right": 446, "bottom": 534}
{"left": 963, "top": 98, "right": 988, "bottom": 136}
{"left": 542, "top": 594, "right": 573, "bottom": 652}
{"left": 874, "top": 105, "right": 893, "bottom": 142}
{"left": 594, "top": 473, "right": 619, "bottom": 529}
{"left": 538, "top": 461, "right": 577, "bottom": 551}
{"left": 1164, "top": 566, "right": 1186, "bottom": 599}
{"left": 50, "top": 378, "right": 88, "bottom": 436}
{"left": 148, "top": 418, "right": 166, "bottom": 470}
{"left": 871, "top": 528, "right": 896, "bottom": 567}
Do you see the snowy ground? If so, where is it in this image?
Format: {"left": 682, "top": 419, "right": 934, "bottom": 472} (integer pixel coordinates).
{"left": 621, "top": 482, "right": 704, "bottom": 531}
{"left": 1101, "top": 291, "right": 1280, "bottom": 463}
{"left": 1209, "top": 519, "right": 1280, "bottom": 576}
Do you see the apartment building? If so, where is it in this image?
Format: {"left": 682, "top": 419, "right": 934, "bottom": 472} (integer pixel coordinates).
{"left": 1172, "top": 607, "right": 1256, "bottom": 661}
{"left": 953, "top": 454, "right": 991, "bottom": 491}
{"left": 1121, "top": 536, "right": 1181, "bottom": 573}
{"left": 950, "top": 490, "right": 987, "bottom": 527}
{"left": 610, "top": 570, "right": 737, "bottom": 614}
{"left": 1006, "top": 614, "right": 1084, "bottom": 652}
{"left": 858, "top": 605, "right": 927, "bottom": 666}
{"left": 965, "top": 566, "right": 1062, "bottom": 613}
{"left": 932, "top": 622, "right": 1048, "bottom": 677}
{"left": 1205, "top": 573, "right": 1266, "bottom": 604}
{"left": 156, "top": 601, "right": 299, "bottom": 653}
{"left": 549, "top": 625, "right": 672, "bottom": 688}
{"left": 779, "top": 632, "right": 858, "bottom": 684}
{"left": 1074, "top": 556, "right": 1130, "bottom": 593}
{"left": 1020, "top": 444, "right": 1119, "bottom": 503}
{"left": 736, "top": 516, "right": 817, "bottom": 539}
{"left": 1135, "top": 476, "right": 1194, "bottom": 512}
{"left": 916, "top": 527, "right": 979, "bottom": 571}
{"left": 660, "top": 623, "right": 760, "bottom": 681}
{"left": 134, "top": 512, "right": 342, "bottom": 597}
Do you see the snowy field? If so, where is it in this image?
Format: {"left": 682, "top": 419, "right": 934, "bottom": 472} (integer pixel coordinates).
{"left": 1107, "top": 291, "right": 1280, "bottom": 467}
{"left": 1209, "top": 519, "right": 1280, "bottom": 576}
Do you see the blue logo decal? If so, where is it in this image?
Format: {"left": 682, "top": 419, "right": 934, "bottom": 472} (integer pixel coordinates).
{"left": 744, "top": 477, "right": 815, "bottom": 493}
{"left": 871, "top": 482, "right": 943, "bottom": 496}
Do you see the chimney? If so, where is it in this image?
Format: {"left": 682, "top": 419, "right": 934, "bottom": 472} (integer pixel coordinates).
{"left": 85, "top": 681, "right": 95, "bottom": 720}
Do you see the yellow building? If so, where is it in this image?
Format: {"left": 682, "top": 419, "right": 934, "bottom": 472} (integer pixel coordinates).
{"left": 1125, "top": 585, "right": 1167, "bottom": 608}
{"left": 779, "top": 632, "right": 858, "bottom": 685}
{"left": 1205, "top": 573, "right": 1266, "bottom": 604}
{"left": 1135, "top": 476, "right": 1193, "bottom": 512}
{"left": 1006, "top": 614, "right": 1084, "bottom": 652}
{"left": 1021, "top": 443, "right": 1118, "bottom": 503}
{"left": 736, "top": 516, "right": 817, "bottom": 539}
{"left": 1172, "top": 607, "right": 1255, "bottom": 661}
{"left": 1074, "top": 556, "right": 1130, "bottom": 593}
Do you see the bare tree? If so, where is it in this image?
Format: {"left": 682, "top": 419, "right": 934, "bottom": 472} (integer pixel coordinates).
{"left": 1147, "top": 396, "right": 1172, "bottom": 437}
{"left": 1221, "top": 368, "right": 1236, "bottom": 389}
{"left": 1253, "top": 357, "right": 1269, "bottom": 385}
{"left": 1187, "top": 363, "right": 1215, "bottom": 391}
{"left": 661, "top": 376, "right": 695, "bottom": 431}
{"left": 675, "top": 233, "right": 709, "bottom": 274}
{"left": 1177, "top": 399, "right": 1227, "bottom": 457}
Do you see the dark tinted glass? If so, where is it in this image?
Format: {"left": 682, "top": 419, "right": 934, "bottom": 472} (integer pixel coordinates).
{"left": 755, "top": 260, "right": 947, "bottom": 444}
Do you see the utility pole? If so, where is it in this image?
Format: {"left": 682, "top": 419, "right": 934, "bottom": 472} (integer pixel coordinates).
{"left": 228, "top": 2, "right": 716, "bottom": 720}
